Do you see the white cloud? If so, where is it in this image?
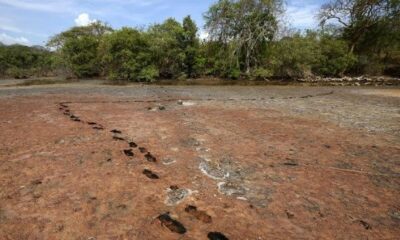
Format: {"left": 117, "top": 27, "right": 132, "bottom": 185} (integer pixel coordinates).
{"left": 75, "top": 13, "right": 96, "bottom": 26}
{"left": 0, "top": 33, "right": 30, "bottom": 45}
{"left": 286, "top": 0, "right": 320, "bottom": 29}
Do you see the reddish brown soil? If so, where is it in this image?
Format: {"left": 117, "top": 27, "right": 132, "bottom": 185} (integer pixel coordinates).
{"left": 0, "top": 88, "right": 399, "bottom": 240}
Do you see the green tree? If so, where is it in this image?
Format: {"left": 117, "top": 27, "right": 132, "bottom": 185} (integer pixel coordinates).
{"left": 318, "top": 0, "right": 397, "bottom": 54}
{"left": 99, "top": 27, "right": 157, "bottom": 82}
{"left": 182, "top": 16, "right": 200, "bottom": 77}
{"left": 314, "top": 35, "right": 356, "bottom": 76}
{"left": 148, "top": 18, "right": 185, "bottom": 78}
{"left": 205, "top": 0, "right": 283, "bottom": 75}
{"left": 0, "top": 44, "right": 54, "bottom": 78}
{"left": 47, "top": 21, "right": 112, "bottom": 78}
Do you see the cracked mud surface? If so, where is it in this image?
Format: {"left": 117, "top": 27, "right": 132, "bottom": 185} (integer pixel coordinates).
{"left": 0, "top": 84, "right": 399, "bottom": 239}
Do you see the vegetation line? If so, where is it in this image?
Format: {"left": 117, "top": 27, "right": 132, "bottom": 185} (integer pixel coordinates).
{"left": 1, "top": 0, "right": 398, "bottom": 82}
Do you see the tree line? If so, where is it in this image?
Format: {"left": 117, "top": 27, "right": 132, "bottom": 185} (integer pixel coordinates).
{"left": 1, "top": 0, "right": 399, "bottom": 81}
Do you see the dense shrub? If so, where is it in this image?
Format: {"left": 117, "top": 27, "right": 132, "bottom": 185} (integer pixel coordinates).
{"left": 99, "top": 28, "right": 155, "bottom": 82}
{"left": 0, "top": 44, "right": 54, "bottom": 78}
{"left": 313, "top": 36, "right": 356, "bottom": 77}
{"left": 267, "top": 33, "right": 321, "bottom": 78}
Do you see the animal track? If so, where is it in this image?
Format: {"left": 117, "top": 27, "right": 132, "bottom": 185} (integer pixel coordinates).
{"left": 111, "top": 129, "right": 122, "bottom": 134}
{"left": 359, "top": 220, "right": 372, "bottom": 230}
{"left": 208, "top": 232, "right": 229, "bottom": 240}
{"left": 143, "top": 169, "right": 159, "bottom": 179}
{"left": 139, "top": 147, "right": 147, "bottom": 153}
{"left": 113, "top": 136, "right": 125, "bottom": 141}
{"left": 145, "top": 152, "right": 157, "bottom": 162}
{"left": 123, "top": 149, "right": 134, "bottom": 157}
{"left": 157, "top": 213, "right": 186, "bottom": 234}
{"left": 185, "top": 205, "right": 212, "bottom": 223}
{"left": 57, "top": 101, "right": 235, "bottom": 238}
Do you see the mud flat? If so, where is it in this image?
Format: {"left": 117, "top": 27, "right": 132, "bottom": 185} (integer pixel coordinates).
{"left": 0, "top": 83, "right": 399, "bottom": 239}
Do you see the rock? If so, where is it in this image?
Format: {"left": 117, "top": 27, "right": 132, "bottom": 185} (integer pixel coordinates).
{"left": 199, "top": 161, "right": 227, "bottom": 180}
{"left": 217, "top": 181, "right": 246, "bottom": 197}
{"left": 165, "top": 187, "right": 191, "bottom": 206}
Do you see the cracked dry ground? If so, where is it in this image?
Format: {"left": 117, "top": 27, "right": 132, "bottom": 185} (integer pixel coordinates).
{"left": 0, "top": 87, "right": 399, "bottom": 240}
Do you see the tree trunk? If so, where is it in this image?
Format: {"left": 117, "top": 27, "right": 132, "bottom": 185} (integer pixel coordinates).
{"left": 245, "top": 48, "right": 251, "bottom": 74}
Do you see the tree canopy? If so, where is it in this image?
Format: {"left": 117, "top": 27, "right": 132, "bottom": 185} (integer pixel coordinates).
{"left": 0, "top": 0, "right": 398, "bottom": 80}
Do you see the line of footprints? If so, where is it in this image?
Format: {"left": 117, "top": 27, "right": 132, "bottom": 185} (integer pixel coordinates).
{"left": 58, "top": 103, "right": 229, "bottom": 240}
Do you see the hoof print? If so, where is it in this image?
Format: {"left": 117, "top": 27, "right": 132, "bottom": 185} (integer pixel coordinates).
{"left": 111, "top": 129, "right": 122, "bottom": 134}
{"left": 123, "top": 149, "right": 134, "bottom": 157}
{"left": 145, "top": 153, "right": 157, "bottom": 162}
{"left": 129, "top": 142, "right": 138, "bottom": 148}
{"left": 157, "top": 213, "right": 186, "bottom": 234}
{"left": 113, "top": 136, "right": 125, "bottom": 141}
{"left": 359, "top": 220, "right": 371, "bottom": 230}
{"left": 139, "top": 147, "right": 147, "bottom": 153}
{"left": 208, "top": 232, "right": 229, "bottom": 240}
{"left": 185, "top": 205, "right": 212, "bottom": 223}
{"left": 143, "top": 169, "right": 159, "bottom": 179}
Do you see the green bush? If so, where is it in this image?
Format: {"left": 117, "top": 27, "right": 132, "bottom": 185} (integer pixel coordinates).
{"left": 99, "top": 28, "right": 153, "bottom": 82}
{"left": 267, "top": 33, "right": 320, "bottom": 78}
{"left": 6, "top": 67, "right": 29, "bottom": 79}
{"left": 250, "top": 67, "right": 273, "bottom": 80}
{"left": 313, "top": 37, "right": 356, "bottom": 77}
{"left": 138, "top": 65, "right": 159, "bottom": 82}
{"left": 62, "top": 36, "right": 100, "bottom": 78}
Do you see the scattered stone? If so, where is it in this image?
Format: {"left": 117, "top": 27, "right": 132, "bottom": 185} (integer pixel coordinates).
{"left": 182, "top": 137, "right": 201, "bottom": 147}
{"left": 157, "top": 213, "right": 186, "bottom": 234}
{"left": 143, "top": 169, "right": 159, "bottom": 179}
{"left": 185, "top": 205, "right": 212, "bottom": 223}
{"left": 165, "top": 187, "right": 190, "bottom": 206}
{"left": 389, "top": 211, "right": 400, "bottom": 220}
{"left": 162, "top": 158, "right": 176, "bottom": 165}
{"left": 217, "top": 181, "right": 246, "bottom": 197}
{"left": 177, "top": 100, "right": 183, "bottom": 105}
{"left": 158, "top": 106, "right": 166, "bottom": 111}
{"left": 199, "top": 161, "right": 226, "bottom": 180}
{"left": 208, "top": 232, "right": 229, "bottom": 240}
{"left": 182, "top": 101, "right": 195, "bottom": 106}
{"left": 285, "top": 210, "right": 294, "bottom": 219}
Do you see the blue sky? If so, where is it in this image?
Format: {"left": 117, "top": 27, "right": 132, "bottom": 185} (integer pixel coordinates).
{"left": 0, "top": 0, "right": 325, "bottom": 46}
